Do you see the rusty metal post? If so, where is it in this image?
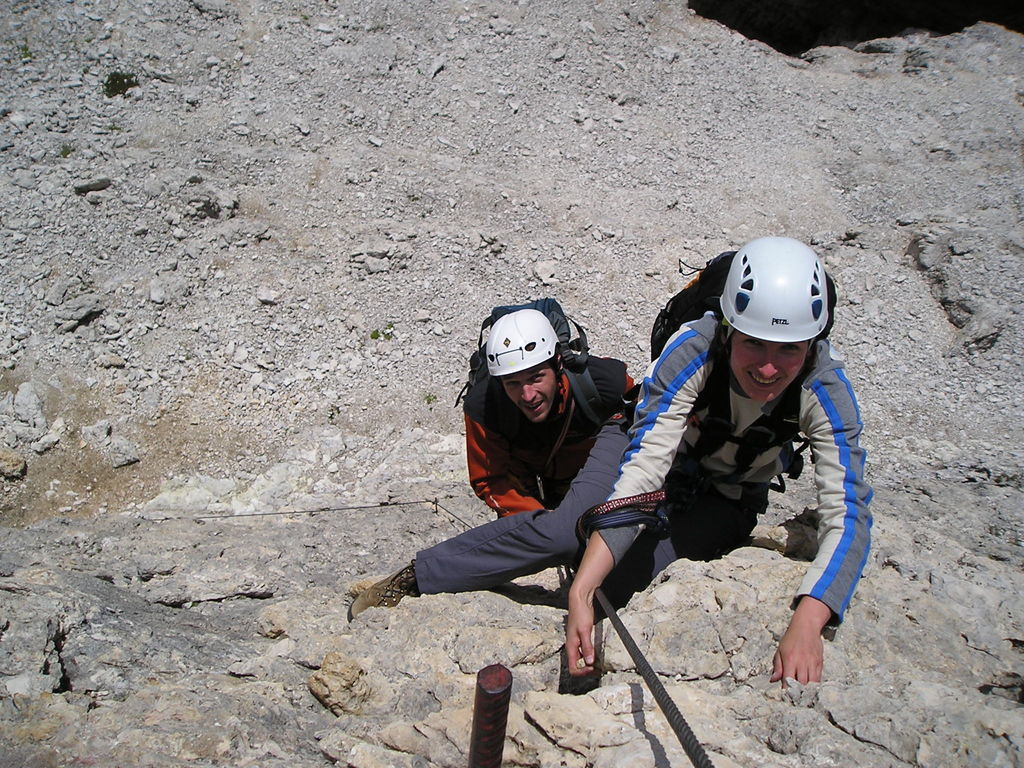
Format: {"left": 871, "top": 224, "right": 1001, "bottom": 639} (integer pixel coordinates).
{"left": 467, "top": 663, "right": 513, "bottom": 768}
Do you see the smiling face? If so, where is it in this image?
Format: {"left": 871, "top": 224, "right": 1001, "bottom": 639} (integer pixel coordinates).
{"left": 728, "top": 331, "right": 811, "bottom": 403}
{"left": 499, "top": 361, "right": 559, "bottom": 422}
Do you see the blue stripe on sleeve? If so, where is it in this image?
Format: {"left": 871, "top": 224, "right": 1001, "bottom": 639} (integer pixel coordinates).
{"left": 620, "top": 328, "right": 708, "bottom": 468}
{"left": 809, "top": 371, "right": 872, "bottom": 615}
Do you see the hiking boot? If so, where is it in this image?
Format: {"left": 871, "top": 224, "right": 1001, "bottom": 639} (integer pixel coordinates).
{"left": 347, "top": 561, "right": 420, "bottom": 622}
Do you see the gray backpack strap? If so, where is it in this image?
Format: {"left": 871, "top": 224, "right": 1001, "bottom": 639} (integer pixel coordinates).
{"left": 565, "top": 368, "right": 603, "bottom": 426}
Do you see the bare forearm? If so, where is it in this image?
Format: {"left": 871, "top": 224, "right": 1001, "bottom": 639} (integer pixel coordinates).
{"left": 570, "top": 533, "right": 614, "bottom": 599}
{"left": 791, "top": 594, "right": 832, "bottom": 632}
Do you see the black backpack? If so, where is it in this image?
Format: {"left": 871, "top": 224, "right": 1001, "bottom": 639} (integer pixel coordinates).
{"left": 649, "top": 251, "right": 838, "bottom": 486}
{"left": 456, "top": 298, "right": 605, "bottom": 425}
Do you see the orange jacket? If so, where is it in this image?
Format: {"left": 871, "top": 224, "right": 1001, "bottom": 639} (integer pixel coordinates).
{"left": 463, "top": 356, "right": 633, "bottom": 517}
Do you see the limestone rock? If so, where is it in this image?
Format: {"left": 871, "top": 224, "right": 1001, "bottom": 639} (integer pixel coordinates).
{"left": 308, "top": 652, "right": 373, "bottom": 716}
{"left": 0, "top": 447, "right": 27, "bottom": 479}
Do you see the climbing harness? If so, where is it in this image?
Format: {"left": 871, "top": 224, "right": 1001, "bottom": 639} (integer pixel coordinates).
{"left": 536, "top": 395, "right": 576, "bottom": 507}
{"left": 685, "top": 341, "right": 807, "bottom": 484}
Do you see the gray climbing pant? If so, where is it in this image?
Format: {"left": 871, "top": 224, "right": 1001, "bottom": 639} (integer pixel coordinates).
{"left": 415, "top": 418, "right": 768, "bottom": 609}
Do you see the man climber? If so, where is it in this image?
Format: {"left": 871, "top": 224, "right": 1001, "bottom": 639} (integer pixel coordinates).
{"left": 349, "top": 306, "right": 634, "bottom": 617}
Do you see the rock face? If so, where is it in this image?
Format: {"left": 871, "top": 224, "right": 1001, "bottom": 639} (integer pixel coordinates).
{"left": 1, "top": 1, "right": 1022, "bottom": 767}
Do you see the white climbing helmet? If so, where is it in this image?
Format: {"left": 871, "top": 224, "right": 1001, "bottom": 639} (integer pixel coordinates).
{"left": 720, "top": 237, "right": 829, "bottom": 343}
{"left": 485, "top": 309, "right": 558, "bottom": 377}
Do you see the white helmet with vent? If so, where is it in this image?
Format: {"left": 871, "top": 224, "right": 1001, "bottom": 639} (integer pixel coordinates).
{"left": 485, "top": 309, "right": 558, "bottom": 377}
{"left": 720, "top": 237, "right": 829, "bottom": 342}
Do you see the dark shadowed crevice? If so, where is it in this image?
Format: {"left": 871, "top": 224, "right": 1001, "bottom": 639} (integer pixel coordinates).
{"left": 689, "top": 0, "right": 1024, "bottom": 56}
{"left": 43, "top": 623, "right": 73, "bottom": 693}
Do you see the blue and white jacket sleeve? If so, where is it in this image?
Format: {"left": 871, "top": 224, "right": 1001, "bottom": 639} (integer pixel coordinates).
{"left": 609, "top": 320, "right": 714, "bottom": 499}
{"left": 799, "top": 343, "right": 873, "bottom": 622}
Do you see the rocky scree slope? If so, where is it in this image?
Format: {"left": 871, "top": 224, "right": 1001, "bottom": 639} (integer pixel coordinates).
{"left": 0, "top": 1, "right": 1022, "bottom": 767}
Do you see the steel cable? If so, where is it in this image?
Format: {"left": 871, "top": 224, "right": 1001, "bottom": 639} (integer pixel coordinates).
{"left": 593, "top": 587, "right": 717, "bottom": 768}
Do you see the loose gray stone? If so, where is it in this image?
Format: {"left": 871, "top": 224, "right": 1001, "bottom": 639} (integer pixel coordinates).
{"left": 95, "top": 353, "right": 127, "bottom": 368}
{"left": 72, "top": 177, "right": 112, "bottom": 194}
{"left": 108, "top": 435, "right": 140, "bottom": 468}
{"left": 55, "top": 293, "right": 105, "bottom": 332}
{"left": 81, "top": 420, "right": 112, "bottom": 446}
{"left": 13, "top": 383, "right": 45, "bottom": 431}
{"left": 257, "top": 286, "right": 280, "bottom": 305}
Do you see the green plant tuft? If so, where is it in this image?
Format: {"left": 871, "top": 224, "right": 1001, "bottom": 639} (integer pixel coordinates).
{"left": 327, "top": 404, "right": 341, "bottom": 424}
{"left": 59, "top": 144, "right": 74, "bottom": 158}
{"left": 370, "top": 322, "right": 395, "bottom": 341}
{"left": 103, "top": 70, "right": 139, "bottom": 98}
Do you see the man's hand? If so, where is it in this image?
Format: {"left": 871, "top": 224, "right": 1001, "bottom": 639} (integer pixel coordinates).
{"left": 771, "top": 595, "right": 833, "bottom": 686}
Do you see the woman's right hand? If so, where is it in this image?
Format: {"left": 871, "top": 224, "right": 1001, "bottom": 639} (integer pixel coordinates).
{"left": 566, "top": 582, "right": 597, "bottom": 675}
{"left": 566, "top": 533, "right": 615, "bottom": 676}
